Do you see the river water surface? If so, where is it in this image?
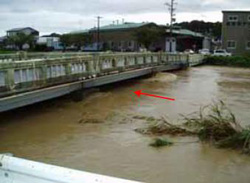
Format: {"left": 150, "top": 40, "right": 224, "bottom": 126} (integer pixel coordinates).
{"left": 1, "top": 66, "right": 250, "bottom": 183}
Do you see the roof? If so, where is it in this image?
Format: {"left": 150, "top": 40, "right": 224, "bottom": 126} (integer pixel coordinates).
{"left": 166, "top": 28, "right": 204, "bottom": 38}
{"left": 90, "top": 22, "right": 154, "bottom": 32}
{"left": 69, "top": 22, "right": 154, "bottom": 34}
{"left": 69, "top": 29, "right": 89, "bottom": 34}
{"left": 222, "top": 10, "right": 250, "bottom": 13}
{"left": 7, "top": 27, "right": 38, "bottom": 32}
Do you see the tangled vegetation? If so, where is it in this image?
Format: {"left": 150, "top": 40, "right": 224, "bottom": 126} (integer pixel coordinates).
{"left": 205, "top": 55, "right": 250, "bottom": 68}
{"left": 150, "top": 138, "right": 173, "bottom": 147}
{"left": 134, "top": 115, "right": 195, "bottom": 136}
{"left": 135, "top": 101, "right": 250, "bottom": 154}
{"left": 183, "top": 101, "right": 250, "bottom": 154}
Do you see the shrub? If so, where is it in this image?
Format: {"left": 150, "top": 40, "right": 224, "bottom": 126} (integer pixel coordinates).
{"left": 205, "top": 56, "right": 250, "bottom": 68}
{"left": 150, "top": 138, "right": 173, "bottom": 147}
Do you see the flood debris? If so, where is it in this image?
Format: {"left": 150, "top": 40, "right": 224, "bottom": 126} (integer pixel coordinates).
{"left": 132, "top": 115, "right": 160, "bottom": 122}
{"left": 78, "top": 118, "right": 103, "bottom": 124}
{"left": 150, "top": 138, "right": 173, "bottom": 147}
{"left": 134, "top": 101, "right": 250, "bottom": 154}
{"left": 183, "top": 101, "right": 250, "bottom": 154}
{"left": 78, "top": 111, "right": 105, "bottom": 124}
{"left": 135, "top": 115, "right": 195, "bottom": 136}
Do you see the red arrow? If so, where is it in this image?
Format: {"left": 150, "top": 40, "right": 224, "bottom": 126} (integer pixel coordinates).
{"left": 134, "top": 90, "right": 175, "bottom": 101}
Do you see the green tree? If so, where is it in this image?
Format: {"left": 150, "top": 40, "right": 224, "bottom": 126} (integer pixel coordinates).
{"left": 60, "top": 34, "right": 72, "bottom": 49}
{"left": 60, "top": 33, "right": 92, "bottom": 50}
{"left": 134, "top": 25, "right": 165, "bottom": 50}
{"left": 7, "top": 33, "right": 35, "bottom": 50}
{"left": 174, "top": 21, "right": 222, "bottom": 38}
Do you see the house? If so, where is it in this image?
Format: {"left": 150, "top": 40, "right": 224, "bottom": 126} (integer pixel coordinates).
{"left": 36, "top": 33, "right": 63, "bottom": 50}
{"left": 6, "top": 27, "right": 39, "bottom": 50}
{"left": 222, "top": 10, "right": 250, "bottom": 55}
{"left": 7, "top": 27, "right": 39, "bottom": 37}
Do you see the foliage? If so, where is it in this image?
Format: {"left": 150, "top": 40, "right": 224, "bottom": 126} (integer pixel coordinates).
{"left": 150, "top": 138, "right": 173, "bottom": 147}
{"left": 7, "top": 33, "right": 35, "bottom": 50}
{"left": 134, "top": 25, "right": 165, "bottom": 50}
{"left": 183, "top": 101, "right": 250, "bottom": 154}
{"left": 174, "top": 20, "right": 222, "bottom": 38}
{"left": 33, "top": 44, "right": 50, "bottom": 52}
{"left": 60, "top": 33, "right": 92, "bottom": 50}
{"left": 0, "top": 50, "right": 16, "bottom": 54}
{"left": 135, "top": 116, "right": 195, "bottom": 136}
{"left": 204, "top": 56, "right": 250, "bottom": 68}
{"left": 218, "top": 129, "right": 250, "bottom": 154}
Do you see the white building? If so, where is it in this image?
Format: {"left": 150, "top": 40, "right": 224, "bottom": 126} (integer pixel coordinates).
{"left": 36, "top": 35, "right": 63, "bottom": 50}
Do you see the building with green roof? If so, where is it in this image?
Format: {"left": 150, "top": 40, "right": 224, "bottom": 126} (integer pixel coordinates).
{"left": 165, "top": 26, "right": 206, "bottom": 52}
{"left": 69, "top": 22, "right": 206, "bottom": 52}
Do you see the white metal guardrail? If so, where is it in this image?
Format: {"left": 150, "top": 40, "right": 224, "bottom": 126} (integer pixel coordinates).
{"left": 0, "top": 154, "right": 143, "bottom": 183}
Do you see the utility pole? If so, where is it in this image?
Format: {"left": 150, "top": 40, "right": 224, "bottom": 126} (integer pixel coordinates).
{"left": 96, "top": 16, "right": 102, "bottom": 51}
{"left": 165, "top": 0, "right": 177, "bottom": 52}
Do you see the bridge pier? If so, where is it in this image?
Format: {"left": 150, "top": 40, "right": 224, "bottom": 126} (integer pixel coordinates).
{"left": 71, "top": 89, "right": 85, "bottom": 102}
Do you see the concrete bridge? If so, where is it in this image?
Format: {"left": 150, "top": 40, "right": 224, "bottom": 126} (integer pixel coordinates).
{"left": 0, "top": 52, "right": 204, "bottom": 112}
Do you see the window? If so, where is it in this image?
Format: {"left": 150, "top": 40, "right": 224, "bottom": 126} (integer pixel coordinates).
{"left": 227, "top": 40, "right": 236, "bottom": 49}
{"left": 228, "top": 15, "right": 238, "bottom": 22}
{"left": 246, "top": 41, "right": 250, "bottom": 50}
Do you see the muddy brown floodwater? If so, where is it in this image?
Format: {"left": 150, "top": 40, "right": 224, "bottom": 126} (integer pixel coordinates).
{"left": 1, "top": 66, "right": 250, "bottom": 183}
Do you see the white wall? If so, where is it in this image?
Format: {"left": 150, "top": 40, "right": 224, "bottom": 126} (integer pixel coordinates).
{"left": 165, "top": 37, "right": 176, "bottom": 52}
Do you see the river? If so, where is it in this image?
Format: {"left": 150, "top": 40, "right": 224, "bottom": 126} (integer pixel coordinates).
{"left": 0, "top": 66, "right": 250, "bottom": 183}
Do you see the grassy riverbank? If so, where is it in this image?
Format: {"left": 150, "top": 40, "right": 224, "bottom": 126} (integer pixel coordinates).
{"left": 205, "top": 55, "right": 250, "bottom": 68}
{"left": 0, "top": 50, "right": 16, "bottom": 54}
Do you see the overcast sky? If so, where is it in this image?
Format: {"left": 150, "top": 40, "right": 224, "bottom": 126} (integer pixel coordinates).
{"left": 0, "top": 0, "right": 249, "bottom": 36}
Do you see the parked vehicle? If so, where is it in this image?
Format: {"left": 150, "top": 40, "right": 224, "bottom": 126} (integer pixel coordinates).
{"left": 213, "top": 49, "right": 232, "bottom": 56}
{"left": 199, "top": 49, "right": 210, "bottom": 55}
{"left": 184, "top": 49, "right": 194, "bottom": 54}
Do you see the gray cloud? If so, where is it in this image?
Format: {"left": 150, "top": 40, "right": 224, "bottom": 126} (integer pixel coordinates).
{"left": 0, "top": 0, "right": 249, "bottom": 35}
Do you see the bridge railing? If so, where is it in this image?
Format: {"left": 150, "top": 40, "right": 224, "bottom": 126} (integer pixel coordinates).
{"left": 0, "top": 154, "right": 143, "bottom": 183}
{"left": 0, "top": 52, "right": 95, "bottom": 62}
{"left": 188, "top": 54, "right": 205, "bottom": 66}
{"left": 0, "top": 52, "right": 192, "bottom": 98}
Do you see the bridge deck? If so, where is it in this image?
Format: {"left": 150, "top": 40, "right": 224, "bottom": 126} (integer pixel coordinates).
{"left": 0, "top": 52, "right": 204, "bottom": 112}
